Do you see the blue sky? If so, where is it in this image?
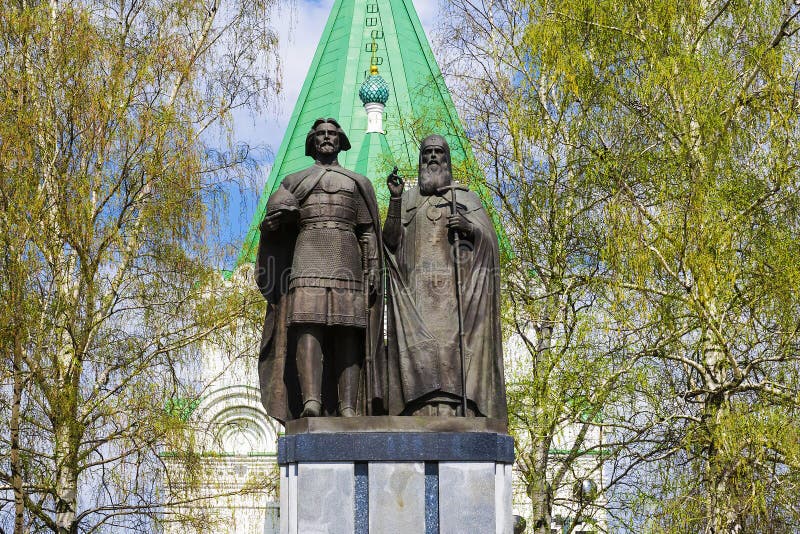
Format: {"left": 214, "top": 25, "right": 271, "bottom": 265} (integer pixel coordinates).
{"left": 217, "top": 0, "right": 440, "bottom": 263}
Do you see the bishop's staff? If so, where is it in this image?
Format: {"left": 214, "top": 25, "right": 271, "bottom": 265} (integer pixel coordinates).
{"left": 360, "top": 235, "right": 375, "bottom": 416}
{"left": 438, "top": 183, "right": 471, "bottom": 417}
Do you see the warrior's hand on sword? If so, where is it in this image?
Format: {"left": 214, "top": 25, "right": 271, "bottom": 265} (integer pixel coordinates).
{"left": 359, "top": 235, "right": 379, "bottom": 305}
{"left": 367, "top": 269, "right": 379, "bottom": 304}
{"left": 387, "top": 166, "right": 404, "bottom": 198}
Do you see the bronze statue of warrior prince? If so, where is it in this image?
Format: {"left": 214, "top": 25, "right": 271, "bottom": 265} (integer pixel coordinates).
{"left": 255, "top": 118, "right": 385, "bottom": 423}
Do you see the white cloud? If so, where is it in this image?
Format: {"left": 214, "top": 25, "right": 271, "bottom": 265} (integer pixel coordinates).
{"left": 412, "top": 0, "right": 439, "bottom": 30}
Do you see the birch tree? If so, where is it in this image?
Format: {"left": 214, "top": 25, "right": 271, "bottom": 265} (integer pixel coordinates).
{"left": 0, "top": 0, "right": 284, "bottom": 531}
{"left": 442, "top": 0, "right": 800, "bottom": 532}
{"left": 440, "top": 2, "right": 643, "bottom": 532}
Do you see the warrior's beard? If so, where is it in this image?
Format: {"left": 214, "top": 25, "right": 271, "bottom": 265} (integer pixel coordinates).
{"left": 418, "top": 162, "right": 452, "bottom": 196}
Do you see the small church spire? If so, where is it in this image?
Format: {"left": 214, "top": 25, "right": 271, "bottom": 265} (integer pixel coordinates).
{"left": 359, "top": 64, "right": 389, "bottom": 134}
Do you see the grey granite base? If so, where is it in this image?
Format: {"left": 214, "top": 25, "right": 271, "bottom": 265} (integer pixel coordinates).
{"left": 368, "top": 462, "right": 425, "bottom": 533}
{"left": 277, "top": 417, "right": 514, "bottom": 534}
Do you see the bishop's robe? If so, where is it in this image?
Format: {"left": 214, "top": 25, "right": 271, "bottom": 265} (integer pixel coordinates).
{"left": 383, "top": 185, "right": 507, "bottom": 420}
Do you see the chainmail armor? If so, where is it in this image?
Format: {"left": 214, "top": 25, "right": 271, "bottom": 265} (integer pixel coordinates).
{"left": 289, "top": 171, "right": 372, "bottom": 288}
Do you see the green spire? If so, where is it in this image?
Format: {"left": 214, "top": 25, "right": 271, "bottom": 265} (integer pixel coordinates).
{"left": 238, "top": 0, "right": 471, "bottom": 264}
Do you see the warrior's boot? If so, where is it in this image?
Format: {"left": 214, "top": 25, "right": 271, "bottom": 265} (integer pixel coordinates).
{"left": 301, "top": 399, "right": 322, "bottom": 418}
{"left": 296, "top": 325, "right": 324, "bottom": 417}
{"left": 337, "top": 362, "right": 360, "bottom": 417}
{"left": 336, "top": 328, "right": 361, "bottom": 417}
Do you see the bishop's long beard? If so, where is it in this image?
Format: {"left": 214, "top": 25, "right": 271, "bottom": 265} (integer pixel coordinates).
{"left": 419, "top": 163, "right": 452, "bottom": 196}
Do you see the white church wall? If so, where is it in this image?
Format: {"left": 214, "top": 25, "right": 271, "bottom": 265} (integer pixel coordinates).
{"left": 163, "top": 273, "right": 282, "bottom": 533}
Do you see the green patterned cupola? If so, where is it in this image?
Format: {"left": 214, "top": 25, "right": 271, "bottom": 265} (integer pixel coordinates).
{"left": 359, "top": 65, "right": 390, "bottom": 105}
{"left": 360, "top": 65, "right": 390, "bottom": 133}
{"left": 238, "top": 0, "right": 474, "bottom": 265}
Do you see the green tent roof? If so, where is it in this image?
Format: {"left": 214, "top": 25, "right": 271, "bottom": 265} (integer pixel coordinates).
{"left": 238, "top": 0, "right": 472, "bottom": 264}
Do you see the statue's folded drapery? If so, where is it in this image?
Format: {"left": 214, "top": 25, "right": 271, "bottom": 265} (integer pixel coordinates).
{"left": 383, "top": 186, "right": 507, "bottom": 420}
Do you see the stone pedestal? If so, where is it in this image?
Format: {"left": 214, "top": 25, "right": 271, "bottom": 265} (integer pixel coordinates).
{"left": 277, "top": 417, "right": 514, "bottom": 534}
